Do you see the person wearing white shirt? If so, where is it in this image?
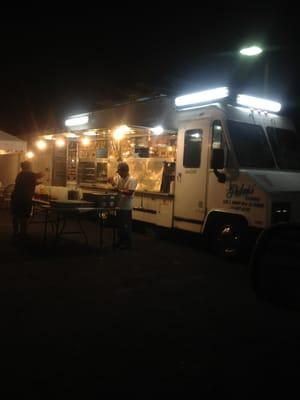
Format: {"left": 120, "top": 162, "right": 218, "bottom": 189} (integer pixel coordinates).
{"left": 108, "top": 162, "right": 137, "bottom": 249}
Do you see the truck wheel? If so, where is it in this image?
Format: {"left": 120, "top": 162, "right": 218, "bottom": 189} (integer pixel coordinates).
{"left": 209, "top": 218, "right": 247, "bottom": 259}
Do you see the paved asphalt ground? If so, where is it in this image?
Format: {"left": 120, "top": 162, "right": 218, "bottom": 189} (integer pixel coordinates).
{"left": 1, "top": 209, "right": 300, "bottom": 397}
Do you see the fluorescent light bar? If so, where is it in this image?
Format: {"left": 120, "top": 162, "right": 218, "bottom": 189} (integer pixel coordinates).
{"left": 65, "top": 114, "right": 89, "bottom": 127}
{"left": 237, "top": 94, "right": 281, "bottom": 113}
{"left": 83, "top": 130, "right": 97, "bottom": 136}
{"left": 240, "top": 46, "right": 263, "bottom": 56}
{"left": 175, "top": 87, "right": 229, "bottom": 107}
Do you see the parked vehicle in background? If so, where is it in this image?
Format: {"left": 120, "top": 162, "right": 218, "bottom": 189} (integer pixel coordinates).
{"left": 250, "top": 223, "right": 300, "bottom": 310}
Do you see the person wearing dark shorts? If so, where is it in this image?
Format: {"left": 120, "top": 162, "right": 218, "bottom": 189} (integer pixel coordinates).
{"left": 10, "top": 161, "right": 43, "bottom": 239}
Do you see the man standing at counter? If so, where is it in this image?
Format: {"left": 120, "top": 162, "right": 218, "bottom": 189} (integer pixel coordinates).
{"left": 108, "top": 162, "right": 137, "bottom": 249}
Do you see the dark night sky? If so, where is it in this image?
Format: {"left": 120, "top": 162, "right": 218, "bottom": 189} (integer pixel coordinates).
{"left": 0, "top": 6, "right": 299, "bottom": 139}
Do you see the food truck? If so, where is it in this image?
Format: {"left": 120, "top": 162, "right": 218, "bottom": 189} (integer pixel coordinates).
{"left": 30, "top": 87, "right": 300, "bottom": 256}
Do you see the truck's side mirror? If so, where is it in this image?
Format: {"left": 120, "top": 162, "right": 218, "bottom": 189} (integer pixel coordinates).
{"left": 211, "top": 148, "right": 226, "bottom": 183}
{"left": 211, "top": 148, "right": 224, "bottom": 169}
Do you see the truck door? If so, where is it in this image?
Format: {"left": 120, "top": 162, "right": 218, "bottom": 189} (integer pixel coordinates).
{"left": 173, "top": 119, "right": 210, "bottom": 232}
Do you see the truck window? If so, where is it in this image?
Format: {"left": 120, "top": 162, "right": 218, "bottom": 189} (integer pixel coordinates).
{"left": 266, "top": 127, "right": 300, "bottom": 170}
{"left": 183, "top": 129, "right": 203, "bottom": 168}
{"left": 227, "top": 120, "right": 275, "bottom": 169}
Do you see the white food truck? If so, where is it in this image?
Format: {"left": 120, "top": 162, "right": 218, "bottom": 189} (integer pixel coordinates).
{"left": 170, "top": 88, "right": 300, "bottom": 255}
{"left": 32, "top": 87, "right": 300, "bottom": 256}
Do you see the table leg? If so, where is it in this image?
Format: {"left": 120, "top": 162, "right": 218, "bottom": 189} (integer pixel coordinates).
{"left": 98, "top": 212, "right": 103, "bottom": 249}
{"left": 59, "top": 217, "right": 66, "bottom": 235}
{"left": 112, "top": 211, "right": 117, "bottom": 248}
{"left": 55, "top": 213, "right": 60, "bottom": 242}
{"left": 43, "top": 210, "right": 48, "bottom": 242}
{"left": 77, "top": 214, "right": 88, "bottom": 245}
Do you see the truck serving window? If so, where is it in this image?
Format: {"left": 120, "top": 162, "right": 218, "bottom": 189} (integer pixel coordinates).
{"left": 266, "top": 127, "right": 300, "bottom": 170}
{"left": 183, "top": 129, "right": 203, "bottom": 168}
{"left": 227, "top": 120, "right": 275, "bottom": 169}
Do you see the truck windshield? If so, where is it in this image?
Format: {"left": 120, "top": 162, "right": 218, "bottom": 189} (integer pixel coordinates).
{"left": 227, "top": 120, "right": 275, "bottom": 169}
{"left": 266, "top": 127, "right": 300, "bottom": 170}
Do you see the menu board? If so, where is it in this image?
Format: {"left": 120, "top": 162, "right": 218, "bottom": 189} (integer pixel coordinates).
{"left": 52, "top": 146, "right": 67, "bottom": 186}
{"left": 96, "top": 147, "right": 108, "bottom": 158}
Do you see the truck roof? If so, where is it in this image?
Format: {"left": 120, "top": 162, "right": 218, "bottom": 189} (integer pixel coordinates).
{"left": 176, "top": 102, "right": 295, "bottom": 130}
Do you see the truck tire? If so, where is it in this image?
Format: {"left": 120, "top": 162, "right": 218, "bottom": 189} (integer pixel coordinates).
{"left": 207, "top": 216, "right": 247, "bottom": 259}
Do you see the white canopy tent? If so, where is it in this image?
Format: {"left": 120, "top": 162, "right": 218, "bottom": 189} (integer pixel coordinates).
{"left": 0, "top": 130, "right": 27, "bottom": 187}
{"left": 0, "top": 130, "right": 26, "bottom": 154}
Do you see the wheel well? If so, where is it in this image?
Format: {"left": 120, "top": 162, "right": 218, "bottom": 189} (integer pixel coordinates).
{"left": 203, "top": 211, "right": 248, "bottom": 237}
